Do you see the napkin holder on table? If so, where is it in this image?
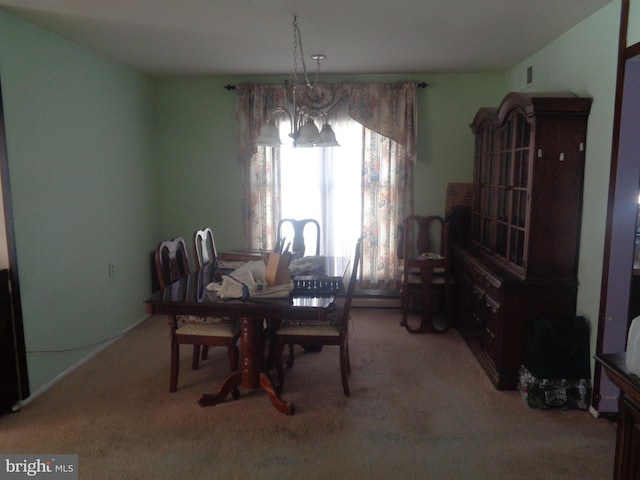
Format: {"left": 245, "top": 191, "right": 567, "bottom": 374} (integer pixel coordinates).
{"left": 265, "top": 253, "right": 291, "bottom": 287}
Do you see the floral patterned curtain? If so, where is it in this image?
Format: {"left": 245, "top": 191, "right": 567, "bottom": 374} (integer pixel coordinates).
{"left": 361, "top": 131, "right": 413, "bottom": 288}
{"left": 240, "top": 147, "right": 281, "bottom": 251}
{"left": 348, "top": 82, "right": 418, "bottom": 163}
{"left": 236, "top": 84, "right": 285, "bottom": 249}
{"left": 235, "top": 81, "right": 417, "bottom": 285}
{"left": 348, "top": 82, "right": 417, "bottom": 287}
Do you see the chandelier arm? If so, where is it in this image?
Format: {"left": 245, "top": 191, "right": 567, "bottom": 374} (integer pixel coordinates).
{"left": 300, "top": 107, "right": 328, "bottom": 124}
{"left": 269, "top": 106, "right": 294, "bottom": 136}
{"left": 297, "top": 106, "right": 310, "bottom": 131}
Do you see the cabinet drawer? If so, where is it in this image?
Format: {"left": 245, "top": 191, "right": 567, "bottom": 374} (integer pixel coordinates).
{"left": 482, "top": 295, "right": 502, "bottom": 366}
{"left": 468, "top": 261, "right": 503, "bottom": 299}
{"left": 470, "top": 263, "right": 486, "bottom": 285}
{"left": 482, "top": 272, "right": 502, "bottom": 299}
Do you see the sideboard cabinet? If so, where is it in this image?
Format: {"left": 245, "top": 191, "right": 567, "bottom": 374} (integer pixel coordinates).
{"left": 453, "top": 92, "right": 592, "bottom": 389}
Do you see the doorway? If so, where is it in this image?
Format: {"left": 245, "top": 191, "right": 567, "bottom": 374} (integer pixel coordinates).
{"left": 595, "top": 53, "right": 640, "bottom": 413}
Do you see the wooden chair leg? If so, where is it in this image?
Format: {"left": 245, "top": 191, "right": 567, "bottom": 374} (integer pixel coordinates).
{"left": 192, "top": 345, "right": 201, "bottom": 370}
{"left": 400, "top": 286, "right": 408, "bottom": 326}
{"left": 443, "top": 283, "right": 453, "bottom": 330}
{"left": 227, "top": 344, "right": 239, "bottom": 371}
{"left": 274, "top": 341, "right": 286, "bottom": 394}
{"left": 340, "top": 342, "right": 350, "bottom": 396}
{"left": 287, "top": 343, "right": 295, "bottom": 368}
{"left": 170, "top": 338, "right": 179, "bottom": 393}
{"left": 226, "top": 344, "right": 240, "bottom": 399}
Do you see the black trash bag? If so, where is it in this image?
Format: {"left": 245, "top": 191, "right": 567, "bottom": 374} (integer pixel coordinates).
{"left": 524, "top": 316, "right": 590, "bottom": 380}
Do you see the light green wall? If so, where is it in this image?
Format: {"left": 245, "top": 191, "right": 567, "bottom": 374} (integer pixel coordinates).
{"left": 152, "top": 77, "right": 243, "bottom": 254}
{"left": 630, "top": 0, "right": 640, "bottom": 45}
{"left": 0, "top": 11, "right": 159, "bottom": 394}
{"left": 413, "top": 74, "right": 506, "bottom": 213}
{"left": 505, "top": 0, "right": 620, "bottom": 367}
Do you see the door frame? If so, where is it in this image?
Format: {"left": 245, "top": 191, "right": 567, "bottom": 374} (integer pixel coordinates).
{"left": 0, "top": 78, "right": 30, "bottom": 404}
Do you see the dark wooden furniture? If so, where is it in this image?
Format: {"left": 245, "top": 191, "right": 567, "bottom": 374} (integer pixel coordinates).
{"left": 399, "top": 215, "right": 452, "bottom": 334}
{"left": 155, "top": 237, "right": 240, "bottom": 392}
{"left": 276, "top": 218, "right": 321, "bottom": 257}
{"left": 144, "top": 257, "right": 349, "bottom": 415}
{"left": 596, "top": 353, "right": 640, "bottom": 480}
{"left": 0, "top": 80, "right": 29, "bottom": 413}
{"left": 274, "top": 240, "right": 360, "bottom": 396}
{"left": 0, "top": 269, "right": 20, "bottom": 413}
{"left": 453, "top": 92, "right": 592, "bottom": 389}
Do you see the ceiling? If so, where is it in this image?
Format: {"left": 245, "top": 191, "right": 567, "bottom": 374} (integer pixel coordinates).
{"left": 0, "top": 0, "right": 613, "bottom": 76}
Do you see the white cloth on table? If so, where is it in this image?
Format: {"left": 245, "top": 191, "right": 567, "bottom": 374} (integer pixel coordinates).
{"left": 207, "top": 260, "right": 293, "bottom": 299}
{"left": 288, "top": 255, "right": 325, "bottom": 276}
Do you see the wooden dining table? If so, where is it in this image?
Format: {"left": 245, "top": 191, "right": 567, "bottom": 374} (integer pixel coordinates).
{"left": 144, "top": 256, "right": 349, "bottom": 415}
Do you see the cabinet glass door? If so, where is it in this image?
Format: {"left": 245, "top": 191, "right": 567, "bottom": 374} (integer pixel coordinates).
{"left": 472, "top": 122, "right": 495, "bottom": 249}
{"left": 498, "top": 110, "right": 531, "bottom": 271}
{"left": 495, "top": 121, "right": 512, "bottom": 258}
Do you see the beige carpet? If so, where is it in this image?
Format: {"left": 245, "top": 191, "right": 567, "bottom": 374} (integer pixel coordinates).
{"left": 0, "top": 309, "right": 616, "bottom": 479}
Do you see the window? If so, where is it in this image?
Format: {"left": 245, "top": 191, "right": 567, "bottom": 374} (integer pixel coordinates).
{"left": 279, "top": 116, "right": 364, "bottom": 259}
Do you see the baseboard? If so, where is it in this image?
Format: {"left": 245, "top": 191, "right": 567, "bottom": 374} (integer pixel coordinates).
{"left": 352, "top": 297, "right": 401, "bottom": 309}
{"left": 352, "top": 289, "right": 401, "bottom": 309}
{"left": 14, "top": 314, "right": 152, "bottom": 411}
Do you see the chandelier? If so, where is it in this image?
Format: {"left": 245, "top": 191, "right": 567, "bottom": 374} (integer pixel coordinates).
{"left": 255, "top": 16, "right": 339, "bottom": 148}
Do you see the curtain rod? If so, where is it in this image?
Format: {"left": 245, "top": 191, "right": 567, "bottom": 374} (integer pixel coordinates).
{"left": 224, "top": 82, "right": 429, "bottom": 91}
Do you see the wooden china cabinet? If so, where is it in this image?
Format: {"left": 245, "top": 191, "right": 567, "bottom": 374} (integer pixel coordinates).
{"left": 453, "top": 92, "right": 592, "bottom": 389}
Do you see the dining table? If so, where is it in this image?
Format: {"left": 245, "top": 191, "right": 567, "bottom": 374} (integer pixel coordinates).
{"left": 144, "top": 255, "right": 349, "bottom": 415}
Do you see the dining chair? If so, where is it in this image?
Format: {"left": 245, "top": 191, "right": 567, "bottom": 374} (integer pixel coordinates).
{"left": 275, "top": 218, "right": 321, "bottom": 258}
{"left": 274, "top": 238, "right": 361, "bottom": 396}
{"left": 192, "top": 226, "right": 222, "bottom": 361}
{"left": 398, "top": 215, "right": 452, "bottom": 334}
{"left": 192, "top": 226, "right": 218, "bottom": 270}
{"left": 155, "top": 237, "right": 240, "bottom": 392}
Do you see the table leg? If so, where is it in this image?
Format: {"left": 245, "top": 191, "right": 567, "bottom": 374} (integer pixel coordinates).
{"left": 259, "top": 372, "right": 294, "bottom": 415}
{"left": 199, "top": 316, "right": 294, "bottom": 415}
{"left": 240, "top": 315, "right": 264, "bottom": 389}
{"left": 199, "top": 372, "right": 241, "bottom": 406}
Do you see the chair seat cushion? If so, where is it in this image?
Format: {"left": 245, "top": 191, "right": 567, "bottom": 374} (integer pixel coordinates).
{"left": 278, "top": 303, "right": 343, "bottom": 327}
{"left": 178, "top": 315, "right": 233, "bottom": 324}
{"left": 176, "top": 320, "right": 240, "bottom": 337}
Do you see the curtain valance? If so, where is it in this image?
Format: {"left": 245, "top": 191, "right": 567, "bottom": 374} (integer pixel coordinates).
{"left": 236, "top": 81, "right": 418, "bottom": 163}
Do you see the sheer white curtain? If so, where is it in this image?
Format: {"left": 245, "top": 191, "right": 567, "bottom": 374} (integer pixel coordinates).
{"left": 279, "top": 115, "right": 363, "bottom": 259}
